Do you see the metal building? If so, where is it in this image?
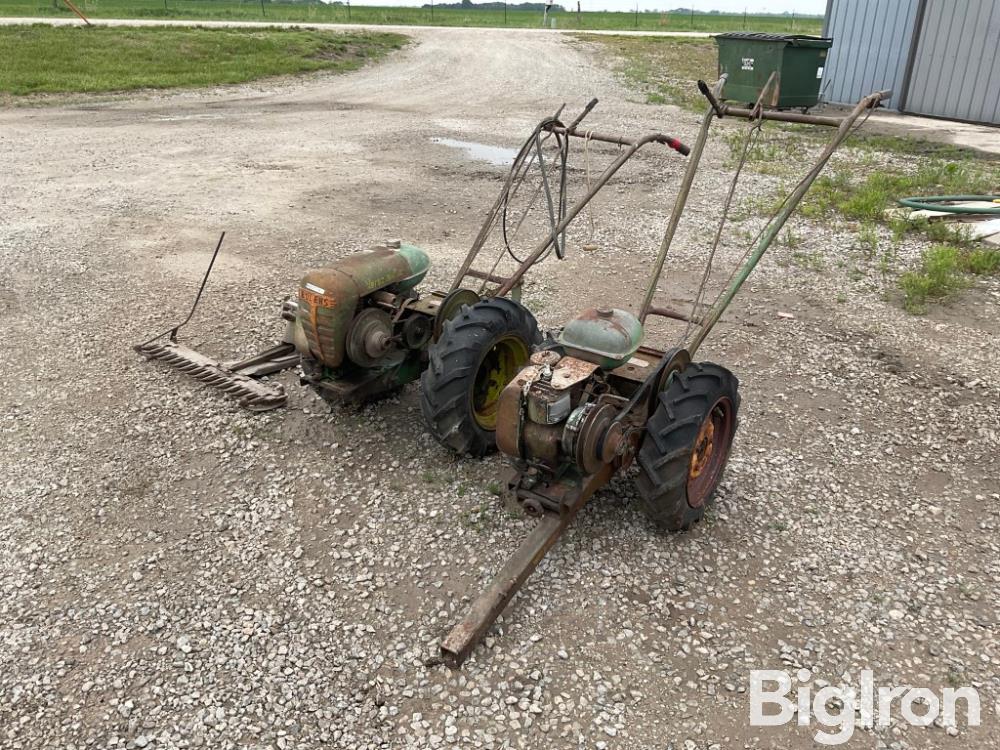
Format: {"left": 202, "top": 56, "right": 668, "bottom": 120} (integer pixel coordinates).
{"left": 821, "top": 0, "right": 1000, "bottom": 124}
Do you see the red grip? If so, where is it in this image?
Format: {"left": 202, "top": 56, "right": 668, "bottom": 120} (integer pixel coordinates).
{"left": 666, "top": 137, "right": 691, "bottom": 156}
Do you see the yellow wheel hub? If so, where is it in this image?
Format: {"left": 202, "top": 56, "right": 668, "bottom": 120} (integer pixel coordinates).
{"left": 472, "top": 335, "right": 528, "bottom": 430}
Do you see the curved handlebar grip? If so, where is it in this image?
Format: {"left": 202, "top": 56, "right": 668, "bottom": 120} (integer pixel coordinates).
{"left": 665, "top": 137, "right": 691, "bottom": 156}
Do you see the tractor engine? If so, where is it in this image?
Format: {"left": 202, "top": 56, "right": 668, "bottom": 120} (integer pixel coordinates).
{"left": 496, "top": 308, "right": 647, "bottom": 510}
{"left": 287, "top": 242, "right": 440, "bottom": 403}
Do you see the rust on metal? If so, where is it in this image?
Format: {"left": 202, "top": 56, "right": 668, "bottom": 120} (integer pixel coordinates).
{"left": 573, "top": 403, "right": 617, "bottom": 475}
{"left": 545, "top": 126, "right": 690, "bottom": 156}
{"left": 645, "top": 305, "right": 702, "bottom": 324}
{"left": 522, "top": 421, "right": 562, "bottom": 464}
{"left": 718, "top": 106, "right": 843, "bottom": 127}
{"left": 547, "top": 356, "right": 598, "bottom": 390}
{"left": 464, "top": 269, "right": 513, "bottom": 286}
{"left": 529, "top": 350, "right": 562, "bottom": 367}
{"left": 607, "top": 345, "right": 662, "bottom": 383}
{"left": 686, "top": 397, "right": 736, "bottom": 508}
{"left": 137, "top": 341, "right": 287, "bottom": 411}
{"left": 689, "top": 418, "right": 716, "bottom": 479}
{"left": 495, "top": 365, "right": 541, "bottom": 458}
{"left": 440, "top": 464, "right": 615, "bottom": 669}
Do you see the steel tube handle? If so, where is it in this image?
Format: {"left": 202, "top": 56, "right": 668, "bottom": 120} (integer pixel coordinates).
{"left": 697, "top": 79, "right": 725, "bottom": 118}
{"left": 567, "top": 97, "right": 599, "bottom": 132}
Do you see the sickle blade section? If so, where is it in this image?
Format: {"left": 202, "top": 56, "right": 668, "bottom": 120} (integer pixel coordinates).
{"left": 136, "top": 341, "right": 287, "bottom": 412}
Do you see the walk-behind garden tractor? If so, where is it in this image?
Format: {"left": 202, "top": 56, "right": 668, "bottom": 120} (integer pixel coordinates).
{"left": 439, "top": 80, "right": 890, "bottom": 667}
{"left": 136, "top": 99, "right": 692, "bottom": 456}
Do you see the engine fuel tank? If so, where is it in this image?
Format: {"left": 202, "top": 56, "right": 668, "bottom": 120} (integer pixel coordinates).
{"left": 297, "top": 243, "right": 430, "bottom": 368}
{"left": 556, "top": 308, "right": 643, "bottom": 369}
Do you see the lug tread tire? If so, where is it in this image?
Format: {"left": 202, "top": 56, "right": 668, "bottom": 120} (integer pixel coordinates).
{"left": 635, "top": 362, "right": 740, "bottom": 531}
{"left": 420, "top": 297, "right": 540, "bottom": 457}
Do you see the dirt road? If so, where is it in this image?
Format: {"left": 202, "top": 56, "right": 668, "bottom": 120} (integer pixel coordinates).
{"left": 1, "top": 27, "right": 998, "bottom": 750}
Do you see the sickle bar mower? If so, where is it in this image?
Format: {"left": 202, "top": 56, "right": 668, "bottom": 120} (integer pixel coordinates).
{"left": 137, "top": 101, "right": 692, "bottom": 458}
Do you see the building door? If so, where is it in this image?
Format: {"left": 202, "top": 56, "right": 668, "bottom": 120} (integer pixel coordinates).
{"left": 902, "top": 0, "right": 1000, "bottom": 124}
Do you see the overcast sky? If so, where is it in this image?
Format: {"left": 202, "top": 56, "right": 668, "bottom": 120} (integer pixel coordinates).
{"left": 349, "top": 0, "right": 828, "bottom": 13}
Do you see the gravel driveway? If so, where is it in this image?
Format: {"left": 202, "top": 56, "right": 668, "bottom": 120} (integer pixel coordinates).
{"left": 1, "top": 27, "right": 998, "bottom": 750}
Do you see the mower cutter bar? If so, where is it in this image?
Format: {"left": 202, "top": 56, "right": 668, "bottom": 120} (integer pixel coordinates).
{"left": 136, "top": 340, "right": 289, "bottom": 412}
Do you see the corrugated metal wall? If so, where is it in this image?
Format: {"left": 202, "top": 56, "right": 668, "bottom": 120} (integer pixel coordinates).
{"left": 821, "top": 0, "right": 919, "bottom": 110}
{"left": 822, "top": 0, "right": 1000, "bottom": 124}
{"left": 903, "top": 0, "right": 1000, "bottom": 124}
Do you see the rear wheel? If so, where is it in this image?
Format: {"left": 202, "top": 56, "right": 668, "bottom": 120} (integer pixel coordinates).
{"left": 635, "top": 362, "right": 740, "bottom": 531}
{"left": 420, "top": 298, "right": 540, "bottom": 456}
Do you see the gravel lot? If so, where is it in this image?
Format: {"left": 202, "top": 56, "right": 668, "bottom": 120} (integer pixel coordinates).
{"left": 1, "top": 27, "right": 998, "bottom": 750}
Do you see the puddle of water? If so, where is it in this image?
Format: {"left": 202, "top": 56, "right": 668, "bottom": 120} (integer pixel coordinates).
{"left": 155, "top": 114, "right": 224, "bottom": 122}
{"left": 431, "top": 137, "right": 518, "bottom": 166}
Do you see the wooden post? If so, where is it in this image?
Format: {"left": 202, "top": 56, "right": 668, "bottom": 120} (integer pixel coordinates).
{"left": 61, "top": 0, "right": 91, "bottom": 24}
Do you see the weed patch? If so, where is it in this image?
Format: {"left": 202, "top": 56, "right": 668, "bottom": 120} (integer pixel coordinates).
{"left": 898, "top": 244, "right": 1000, "bottom": 313}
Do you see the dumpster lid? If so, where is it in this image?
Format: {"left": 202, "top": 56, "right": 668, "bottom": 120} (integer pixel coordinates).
{"left": 714, "top": 32, "right": 833, "bottom": 47}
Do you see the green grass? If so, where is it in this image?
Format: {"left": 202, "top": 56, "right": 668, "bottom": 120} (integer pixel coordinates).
{"left": 899, "top": 245, "right": 966, "bottom": 313}
{"left": 0, "top": 25, "right": 406, "bottom": 94}
{"left": 584, "top": 35, "right": 716, "bottom": 111}
{"left": 965, "top": 247, "right": 1000, "bottom": 275}
{"left": 0, "top": 1, "right": 822, "bottom": 33}
{"left": 899, "top": 244, "right": 1000, "bottom": 313}
{"left": 802, "top": 160, "right": 999, "bottom": 237}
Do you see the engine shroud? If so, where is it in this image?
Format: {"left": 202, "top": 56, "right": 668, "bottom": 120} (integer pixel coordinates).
{"left": 295, "top": 243, "right": 430, "bottom": 369}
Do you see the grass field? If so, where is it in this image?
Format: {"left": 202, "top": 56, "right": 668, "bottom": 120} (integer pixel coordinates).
{"left": 0, "top": 0, "right": 823, "bottom": 34}
{"left": 584, "top": 35, "right": 716, "bottom": 110}
{"left": 0, "top": 25, "right": 406, "bottom": 94}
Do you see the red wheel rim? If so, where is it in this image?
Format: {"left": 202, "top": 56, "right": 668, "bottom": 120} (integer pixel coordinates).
{"left": 687, "top": 396, "right": 735, "bottom": 508}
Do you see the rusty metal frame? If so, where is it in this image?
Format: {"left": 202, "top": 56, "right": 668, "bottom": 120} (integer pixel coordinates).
{"left": 440, "top": 464, "right": 614, "bottom": 667}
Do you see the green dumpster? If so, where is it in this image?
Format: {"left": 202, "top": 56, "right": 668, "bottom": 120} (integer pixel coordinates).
{"left": 715, "top": 32, "right": 833, "bottom": 110}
